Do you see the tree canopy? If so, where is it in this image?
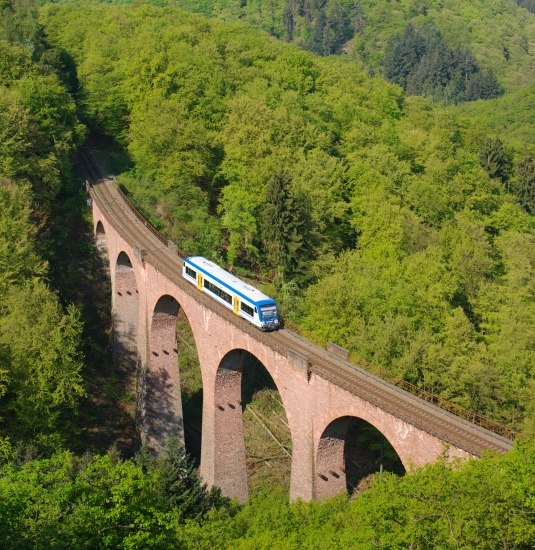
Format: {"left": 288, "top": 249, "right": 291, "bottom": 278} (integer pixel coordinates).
{"left": 0, "top": 7, "right": 86, "bottom": 456}
{"left": 41, "top": 3, "right": 535, "bottom": 435}
{"left": 1, "top": 440, "right": 533, "bottom": 548}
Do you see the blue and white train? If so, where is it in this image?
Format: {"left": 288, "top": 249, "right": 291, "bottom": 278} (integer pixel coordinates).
{"left": 182, "top": 256, "right": 281, "bottom": 331}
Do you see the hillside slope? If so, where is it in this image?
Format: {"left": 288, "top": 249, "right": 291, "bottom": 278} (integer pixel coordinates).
{"left": 169, "top": 0, "right": 534, "bottom": 91}
{"left": 349, "top": 0, "right": 534, "bottom": 90}
{"left": 42, "top": 3, "right": 534, "bottom": 436}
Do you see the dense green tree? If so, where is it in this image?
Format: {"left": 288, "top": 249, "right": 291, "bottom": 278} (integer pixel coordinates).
{"left": 41, "top": 3, "right": 534, "bottom": 434}
{"left": 351, "top": 0, "right": 365, "bottom": 32}
{"left": 0, "top": 442, "right": 228, "bottom": 548}
{"left": 478, "top": 136, "right": 513, "bottom": 185}
{"left": 514, "top": 150, "right": 535, "bottom": 213}
{"left": 516, "top": 0, "right": 535, "bottom": 13}
{"left": 261, "top": 168, "right": 308, "bottom": 284}
{"left": 0, "top": 5, "right": 85, "bottom": 452}
{"left": 0, "top": 181, "right": 85, "bottom": 451}
{"left": 0, "top": 4, "right": 532, "bottom": 545}
{"left": 2, "top": 440, "right": 532, "bottom": 549}
{"left": 385, "top": 23, "right": 502, "bottom": 103}
{"left": 384, "top": 23, "right": 426, "bottom": 88}
{"left": 148, "top": 438, "right": 224, "bottom": 519}
{"left": 0, "top": 179, "right": 44, "bottom": 294}
{"left": 0, "top": 281, "right": 85, "bottom": 441}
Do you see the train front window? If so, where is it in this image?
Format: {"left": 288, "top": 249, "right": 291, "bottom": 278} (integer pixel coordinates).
{"left": 260, "top": 306, "right": 277, "bottom": 319}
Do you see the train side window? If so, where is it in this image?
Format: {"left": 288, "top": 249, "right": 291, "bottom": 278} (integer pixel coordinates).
{"left": 185, "top": 266, "right": 196, "bottom": 279}
{"left": 204, "top": 279, "right": 232, "bottom": 305}
{"left": 241, "top": 302, "right": 254, "bottom": 317}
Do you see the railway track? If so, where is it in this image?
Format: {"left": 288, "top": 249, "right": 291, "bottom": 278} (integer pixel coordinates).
{"left": 81, "top": 148, "right": 514, "bottom": 457}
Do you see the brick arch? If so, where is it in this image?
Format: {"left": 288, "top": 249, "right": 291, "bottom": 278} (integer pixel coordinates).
{"left": 315, "top": 414, "right": 406, "bottom": 500}
{"left": 94, "top": 219, "right": 109, "bottom": 267}
{"left": 212, "top": 348, "right": 292, "bottom": 502}
{"left": 112, "top": 251, "right": 140, "bottom": 416}
{"left": 115, "top": 252, "right": 138, "bottom": 306}
{"left": 145, "top": 294, "right": 202, "bottom": 452}
{"left": 96, "top": 219, "right": 105, "bottom": 237}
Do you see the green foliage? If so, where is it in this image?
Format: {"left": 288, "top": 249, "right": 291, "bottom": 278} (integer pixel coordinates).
{"left": 0, "top": 6, "right": 86, "bottom": 451}
{"left": 41, "top": 3, "right": 403, "bottom": 264}
{"left": 445, "top": 82, "right": 535, "bottom": 150}
{"left": 161, "top": 0, "right": 535, "bottom": 91}
{"left": 261, "top": 168, "right": 308, "bottom": 285}
{"left": 0, "top": 40, "right": 85, "bottom": 208}
{"left": 0, "top": 4, "right": 531, "bottom": 546}
{"left": 0, "top": 0, "right": 41, "bottom": 47}
{"left": 515, "top": 0, "right": 535, "bottom": 13}
{"left": 41, "top": 4, "right": 534, "bottom": 434}
{"left": 479, "top": 135, "right": 513, "bottom": 184}
{"left": 0, "top": 442, "right": 228, "bottom": 549}
{"left": 0, "top": 178, "right": 85, "bottom": 450}
{"left": 0, "top": 179, "right": 44, "bottom": 294}
{"left": 2, "top": 440, "right": 532, "bottom": 548}
{"left": 0, "top": 280, "right": 85, "bottom": 439}
{"left": 513, "top": 150, "right": 534, "bottom": 213}
{"left": 384, "top": 23, "right": 502, "bottom": 103}
{"left": 166, "top": 0, "right": 358, "bottom": 55}
{"left": 350, "top": 0, "right": 535, "bottom": 93}
{"left": 159, "top": 0, "right": 534, "bottom": 96}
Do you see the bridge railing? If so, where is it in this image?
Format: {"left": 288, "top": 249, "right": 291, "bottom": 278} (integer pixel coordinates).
{"left": 109, "top": 180, "right": 516, "bottom": 442}
{"left": 284, "top": 321, "right": 516, "bottom": 441}
{"left": 382, "top": 373, "right": 515, "bottom": 439}
{"left": 112, "top": 179, "right": 170, "bottom": 247}
{"left": 112, "top": 179, "right": 191, "bottom": 259}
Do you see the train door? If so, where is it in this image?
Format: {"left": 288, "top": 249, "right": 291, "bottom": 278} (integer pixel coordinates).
{"left": 197, "top": 273, "right": 203, "bottom": 290}
{"left": 233, "top": 296, "right": 240, "bottom": 315}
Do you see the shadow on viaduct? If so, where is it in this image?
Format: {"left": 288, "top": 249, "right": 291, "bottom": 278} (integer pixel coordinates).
{"left": 92, "top": 193, "right": 510, "bottom": 503}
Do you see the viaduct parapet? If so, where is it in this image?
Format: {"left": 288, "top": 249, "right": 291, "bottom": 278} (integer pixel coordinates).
{"left": 88, "top": 176, "right": 513, "bottom": 503}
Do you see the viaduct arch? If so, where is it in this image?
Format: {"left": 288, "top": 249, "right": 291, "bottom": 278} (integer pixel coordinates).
{"left": 112, "top": 251, "right": 140, "bottom": 404}
{"left": 212, "top": 348, "right": 291, "bottom": 501}
{"left": 315, "top": 415, "right": 405, "bottom": 499}
{"left": 89, "top": 178, "right": 513, "bottom": 503}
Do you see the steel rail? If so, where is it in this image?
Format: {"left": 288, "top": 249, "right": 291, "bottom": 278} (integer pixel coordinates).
{"left": 84, "top": 158, "right": 514, "bottom": 456}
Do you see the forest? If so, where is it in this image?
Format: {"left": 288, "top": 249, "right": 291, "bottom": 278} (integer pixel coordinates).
{"left": 41, "top": 2, "right": 534, "bottom": 435}
{"left": 168, "top": 1, "right": 534, "bottom": 86}
{"left": 0, "top": 0, "right": 533, "bottom": 547}
{"left": 166, "top": 0, "right": 535, "bottom": 140}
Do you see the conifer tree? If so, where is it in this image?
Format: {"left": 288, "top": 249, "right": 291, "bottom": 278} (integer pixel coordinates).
{"left": 261, "top": 168, "right": 307, "bottom": 285}
{"left": 155, "top": 438, "right": 224, "bottom": 519}
{"left": 478, "top": 136, "right": 513, "bottom": 185}
{"left": 384, "top": 24, "right": 426, "bottom": 88}
{"left": 514, "top": 151, "right": 534, "bottom": 213}
{"left": 352, "top": 0, "right": 365, "bottom": 32}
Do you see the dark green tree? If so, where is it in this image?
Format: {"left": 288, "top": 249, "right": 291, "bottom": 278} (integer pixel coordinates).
{"left": 385, "top": 23, "right": 502, "bottom": 104}
{"left": 154, "top": 438, "right": 225, "bottom": 519}
{"left": 261, "top": 168, "right": 307, "bottom": 285}
{"left": 478, "top": 136, "right": 513, "bottom": 185}
{"left": 384, "top": 24, "right": 426, "bottom": 88}
{"left": 464, "top": 68, "right": 502, "bottom": 101}
{"left": 513, "top": 151, "right": 534, "bottom": 213}
{"left": 351, "top": 0, "right": 365, "bottom": 32}
{"left": 306, "top": 7, "right": 328, "bottom": 54}
{"left": 516, "top": 0, "right": 535, "bottom": 13}
{"left": 283, "top": 0, "right": 296, "bottom": 41}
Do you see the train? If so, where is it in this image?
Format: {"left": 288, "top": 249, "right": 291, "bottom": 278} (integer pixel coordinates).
{"left": 182, "top": 256, "right": 281, "bottom": 331}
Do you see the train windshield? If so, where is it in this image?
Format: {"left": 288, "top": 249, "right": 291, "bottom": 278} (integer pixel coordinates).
{"left": 260, "top": 305, "right": 277, "bottom": 319}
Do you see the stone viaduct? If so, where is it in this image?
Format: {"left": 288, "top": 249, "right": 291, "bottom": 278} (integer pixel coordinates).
{"left": 88, "top": 176, "right": 513, "bottom": 503}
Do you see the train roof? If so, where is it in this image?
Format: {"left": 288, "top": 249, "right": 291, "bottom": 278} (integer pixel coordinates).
{"left": 185, "top": 256, "right": 276, "bottom": 307}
